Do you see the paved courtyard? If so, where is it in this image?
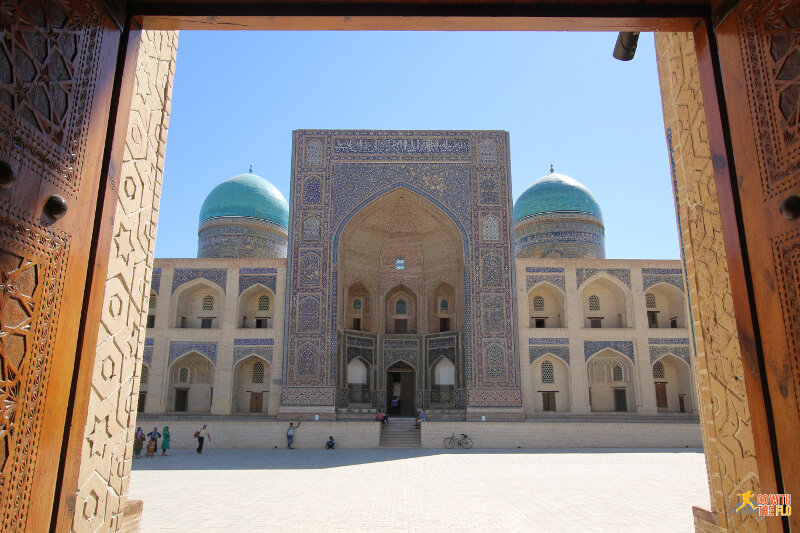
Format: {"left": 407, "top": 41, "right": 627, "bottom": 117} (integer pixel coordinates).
{"left": 129, "top": 448, "right": 711, "bottom": 532}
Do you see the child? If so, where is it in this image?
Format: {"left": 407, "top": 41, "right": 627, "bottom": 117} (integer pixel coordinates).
{"left": 146, "top": 437, "right": 156, "bottom": 458}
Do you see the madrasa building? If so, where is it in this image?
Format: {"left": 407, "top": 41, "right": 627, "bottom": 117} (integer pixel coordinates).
{"left": 138, "top": 130, "right": 700, "bottom": 448}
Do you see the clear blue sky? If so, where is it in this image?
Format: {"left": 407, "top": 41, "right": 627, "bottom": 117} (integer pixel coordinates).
{"left": 156, "top": 31, "right": 679, "bottom": 260}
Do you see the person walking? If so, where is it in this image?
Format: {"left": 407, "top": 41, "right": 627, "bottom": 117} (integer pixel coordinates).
{"left": 196, "top": 424, "right": 210, "bottom": 454}
{"left": 161, "top": 426, "right": 170, "bottom": 456}
{"left": 287, "top": 421, "right": 301, "bottom": 449}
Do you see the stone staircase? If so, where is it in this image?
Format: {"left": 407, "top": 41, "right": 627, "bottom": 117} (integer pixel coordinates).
{"left": 378, "top": 417, "right": 421, "bottom": 448}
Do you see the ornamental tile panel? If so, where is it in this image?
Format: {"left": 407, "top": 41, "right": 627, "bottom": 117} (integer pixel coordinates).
{"left": 583, "top": 340, "right": 634, "bottom": 362}
{"left": 151, "top": 268, "right": 161, "bottom": 294}
{"left": 529, "top": 346, "right": 570, "bottom": 365}
{"left": 238, "top": 272, "right": 277, "bottom": 295}
{"left": 427, "top": 335, "right": 456, "bottom": 348}
{"left": 525, "top": 267, "right": 565, "bottom": 273}
{"left": 529, "top": 338, "right": 569, "bottom": 345}
{"left": 234, "top": 339, "right": 275, "bottom": 346}
{"left": 576, "top": 268, "right": 631, "bottom": 289}
{"left": 144, "top": 338, "right": 154, "bottom": 346}
{"left": 642, "top": 267, "right": 686, "bottom": 293}
{"left": 648, "top": 338, "right": 690, "bottom": 345}
{"left": 172, "top": 268, "right": 227, "bottom": 293}
{"left": 233, "top": 347, "right": 273, "bottom": 367}
{"left": 649, "top": 346, "right": 691, "bottom": 366}
{"left": 168, "top": 341, "right": 217, "bottom": 366}
{"left": 143, "top": 348, "right": 152, "bottom": 366}
{"left": 526, "top": 274, "right": 566, "bottom": 293}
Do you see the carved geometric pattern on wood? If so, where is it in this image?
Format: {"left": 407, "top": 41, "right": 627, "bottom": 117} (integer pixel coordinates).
{"left": 740, "top": 0, "right": 800, "bottom": 196}
{"left": 0, "top": 0, "right": 104, "bottom": 194}
{"left": 771, "top": 225, "right": 800, "bottom": 417}
{"left": 0, "top": 210, "right": 67, "bottom": 531}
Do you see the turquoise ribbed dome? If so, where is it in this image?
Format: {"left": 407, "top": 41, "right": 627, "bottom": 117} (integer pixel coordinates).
{"left": 514, "top": 172, "right": 603, "bottom": 223}
{"left": 199, "top": 173, "right": 289, "bottom": 228}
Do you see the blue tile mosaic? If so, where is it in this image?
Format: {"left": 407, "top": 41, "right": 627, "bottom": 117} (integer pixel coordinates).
{"left": 143, "top": 347, "right": 152, "bottom": 365}
{"left": 144, "top": 338, "right": 154, "bottom": 346}
{"left": 333, "top": 137, "right": 470, "bottom": 154}
{"left": 429, "top": 347, "right": 456, "bottom": 364}
{"left": 583, "top": 340, "right": 634, "bottom": 362}
{"left": 526, "top": 274, "right": 566, "bottom": 293}
{"left": 529, "top": 346, "right": 570, "bottom": 365}
{"left": 172, "top": 268, "right": 227, "bottom": 294}
{"left": 642, "top": 267, "right": 685, "bottom": 293}
{"left": 525, "top": 267, "right": 565, "bottom": 273}
{"left": 151, "top": 268, "right": 161, "bottom": 294}
{"left": 649, "top": 346, "right": 691, "bottom": 366}
{"left": 168, "top": 341, "right": 217, "bottom": 366}
{"left": 576, "top": 268, "right": 631, "bottom": 289}
{"left": 234, "top": 338, "right": 274, "bottom": 346}
{"left": 238, "top": 272, "right": 277, "bottom": 295}
{"left": 428, "top": 336, "right": 456, "bottom": 348}
{"left": 529, "top": 338, "right": 569, "bottom": 345}
{"left": 648, "top": 338, "right": 690, "bottom": 345}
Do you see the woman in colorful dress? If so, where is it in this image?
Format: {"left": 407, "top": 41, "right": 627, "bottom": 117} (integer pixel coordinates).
{"left": 133, "top": 427, "right": 144, "bottom": 458}
{"left": 161, "top": 426, "right": 170, "bottom": 456}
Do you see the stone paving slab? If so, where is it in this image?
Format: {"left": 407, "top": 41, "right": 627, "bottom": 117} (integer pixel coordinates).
{"left": 129, "top": 448, "right": 711, "bottom": 532}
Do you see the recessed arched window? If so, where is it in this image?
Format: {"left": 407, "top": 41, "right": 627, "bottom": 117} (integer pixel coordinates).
{"left": 646, "top": 293, "right": 656, "bottom": 309}
{"left": 141, "top": 365, "right": 149, "bottom": 384}
{"left": 589, "top": 295, "right": 600, "bottom": 311}
{"left": 440, "top": 299, "right": 448, "bottom": 312}
{"left": 541, "top": 360, "right": 554, "bottom": 383}
{"left": 533, "top": 295, "right": 544, "bottom": 311}
{"left": 178, "top": 366, "right": 189, "bottom": 383}
{"left": 612, "top": 365, "right": 623, "bottom": 382}
{"left": 396, "top": 299, "right": 407, "bottom": 315}
{"left": 252, "top": 360, "right": 265, "bottom": 383}
{"left": 202, "top": 295, "right": 214, "bottom": 311}
{"left": 653, "top": 361, "right": 665, "bottom": 379}
{"left": 353, "top": 299, "right": 361, "bottom": 310}
{"left": 258, "top": 295, "right": 270, "bottom": 311}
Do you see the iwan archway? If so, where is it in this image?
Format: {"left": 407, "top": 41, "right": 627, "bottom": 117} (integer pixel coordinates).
{"left": 336, "top": 188, "right": 466, "bottom": 415}
{"left": 0, "top": 2, "right": 796, "bottom": 532}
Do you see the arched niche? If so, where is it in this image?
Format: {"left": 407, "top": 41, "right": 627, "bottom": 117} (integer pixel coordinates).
{"left": 586, "top": 349, "right": 635, "bottom": 412}
{"left": 232, "top": 355, "right": 271, "bottom": 413}
{"left": 346, "top": 280, "right": 372, "bottom": 332}
{"left": 527, "top": 282, "right": 566, "bottom": 328}
{"left": 531, "top": 356, "right": 570, "bottom": 412}
{"left": 238, "top": 284, "right": 275, "bottom": 329}
{"left": 385, "top": 285, "right": 418, "bottom": 334}
{"left": 167, "top": 352, "right": 214, "bottom": 413}
{"left": 172, "top": 280, "right": 224, "bottom": 329}
{"left": 432, "top": 357, "right": 455, "bottom": 387}
{"left": 651, "top": 354, "right": 693, "bottom": 413}
{"left": 580, "top": 275, "right": 632, "bottom": 328}
{"left": 336, "top": 188, "right": 464, "bottom": 335}
{"left": 645, "top": 283, "right": 687, "bottom": 329}
{"left": 429, "top": 281, "right": 457, "bottom": 333}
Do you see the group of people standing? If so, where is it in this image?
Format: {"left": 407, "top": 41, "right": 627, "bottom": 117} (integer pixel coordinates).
{"left": 133, "top": 426, "right": 170, "bottom": 458}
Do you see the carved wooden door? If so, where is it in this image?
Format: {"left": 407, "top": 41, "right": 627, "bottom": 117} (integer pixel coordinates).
{"left": 0, "top": 1, "right": 122, "bottom": 530}
{"left": 717, "top": 0, "right": 800, "bottom": 527}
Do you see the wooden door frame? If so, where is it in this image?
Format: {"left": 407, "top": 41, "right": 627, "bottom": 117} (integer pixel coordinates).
{"left": 52, "top": 1, "right": 784, "bottom": 531}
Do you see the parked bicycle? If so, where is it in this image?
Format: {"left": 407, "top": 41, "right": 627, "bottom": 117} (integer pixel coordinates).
{"left": 443, "top": 432, "right": 473, "bottom": 449}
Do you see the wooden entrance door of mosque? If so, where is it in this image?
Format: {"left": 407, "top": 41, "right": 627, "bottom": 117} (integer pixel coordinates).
{"left": 386, "top": 362, "right": 415, "bottom": 416}
{"left": 0, "top": 2, "right": 126, "bottom": 530}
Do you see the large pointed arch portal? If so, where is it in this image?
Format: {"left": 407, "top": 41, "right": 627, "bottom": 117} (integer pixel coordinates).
{"left": 281, "top": 130, "right": 522, "bottom": 420}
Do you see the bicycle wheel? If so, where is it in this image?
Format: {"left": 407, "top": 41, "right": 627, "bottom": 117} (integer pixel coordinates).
{"left": 461, "top": 437, "right": 473, "bottom": 449}
{"left": 444, "top": 437, "right": 455, "bottom": 449}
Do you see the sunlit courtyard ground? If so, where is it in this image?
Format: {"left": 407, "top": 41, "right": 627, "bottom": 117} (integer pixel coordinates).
{"left": 129, "top": 448, "right": 710, "bottom": 532}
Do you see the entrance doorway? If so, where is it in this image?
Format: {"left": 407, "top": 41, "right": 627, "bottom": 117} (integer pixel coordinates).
{"left": 250, "top": 392, "right": 263, "bottom": 413}
{"left": 613, "top": 389, "right": 627, "bottom": 412}
{"left": 654, "top": 382, "right": 668, "bottom": 411}
{"left": 174, "top": 389, "right": 189, "bottom": 412}
{"left": 386, "top": 362, "right": 415, "bottom": 416}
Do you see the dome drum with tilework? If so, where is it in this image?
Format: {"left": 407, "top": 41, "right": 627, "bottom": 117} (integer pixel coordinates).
{"left": 198, "top": 173, "right": 290, "bottom": 258}
{"left": 513, "top": 172, "right": 605, "bottom": 259}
